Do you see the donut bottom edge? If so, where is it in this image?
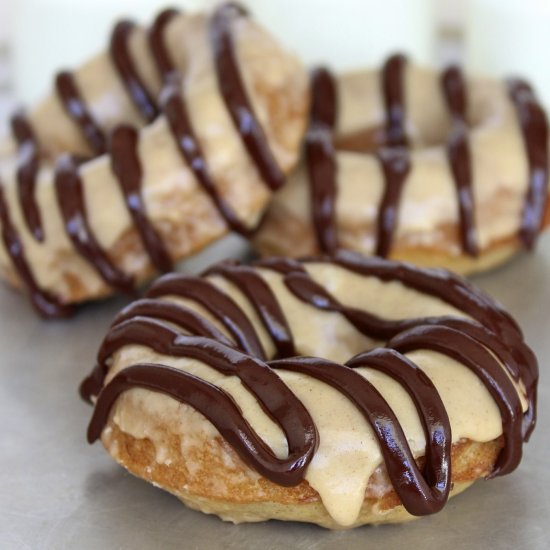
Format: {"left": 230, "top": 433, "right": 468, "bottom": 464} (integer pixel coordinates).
{"left": 253, "top": 200, "right": 550, "bottom": 277}
{"left": 101, "top": 422, "right": 503, "bottom": 529}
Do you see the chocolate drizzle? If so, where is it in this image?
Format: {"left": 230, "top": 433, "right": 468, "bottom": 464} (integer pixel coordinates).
{"left": 109, "top": 125, "right": 172, "bottom": 273}
{"left": 10, "top": 112, "right": 44, "bottom": 242}
{"left": 508, "top": 79, "right": 549, "bottom": 249}
{"left": 205, "top": 261, "right": 296, "bottom": 357}
{"left": 82, "top": 253, "right": 536, "bottom": 516}
{"left": 441, "top": 66, "right": 478, "bottom": 256}
{"left": 110, "top": 20, "right": 159, "bottom": 123}
{"left": 0, "top": 183, "right": 73, "bottom": 317}
{"left": 210, "top": 3, "right": 285, "bottom": 191}
{"left": 306, "top": 68, "right": 339, "bottom": 254}
{"left": 382, "top": 54, "right": 408, "bottom": 148}
{"left": 1, "top": 3, "right": 286, "bottom": 315}
{"left": 388, "top": 325, "right": 523, "bottom": 475}
{"left": 55, "top": 71, "right": 107, "bottom": 155}
{"left": 146, "top": 273, "right": 266, "bottom": 359}
{"left": 54, "top": 154, "right": 134, "bottom": 294}
{"left": 160, "top": 76, "right": 252, "bottom": 235}
{"left": 375, "top": 148, "right": 410, "bottom": 257}
{"left": 306, "top": 55, "right": 549, "bottom": 259}
{"left": 148, "top": 8, "right": 180, "bottom": 81}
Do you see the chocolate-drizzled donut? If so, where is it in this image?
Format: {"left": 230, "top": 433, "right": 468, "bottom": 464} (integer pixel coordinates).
{"left": 254, "top": 55, "right": 550, "bottom": 275}
{"left": 81, "top": 251, "right": 536, "bottom": 528}
{"left": 0, "top": 4, "right": 308, "bottom": 316}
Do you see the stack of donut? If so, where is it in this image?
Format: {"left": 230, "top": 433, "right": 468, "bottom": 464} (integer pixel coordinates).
{"left": 1, "top": 2, "right": 544, "bottom": 530}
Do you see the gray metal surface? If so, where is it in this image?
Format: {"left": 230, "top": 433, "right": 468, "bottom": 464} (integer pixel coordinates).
{"left": 1, "top": 235, "right": 549, "bottom": 549}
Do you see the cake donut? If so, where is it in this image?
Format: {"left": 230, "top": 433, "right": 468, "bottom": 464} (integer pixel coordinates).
{"left": 0, "top": 3, "right": 308, "bottom": 316}
{"left": 254, "top": 55, "right": 550, "bottom": 275}
{"left": 81, "top": 251, "right": 537, "bottom": 528}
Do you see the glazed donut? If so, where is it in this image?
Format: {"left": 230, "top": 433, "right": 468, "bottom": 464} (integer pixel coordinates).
{"left": 0, "top": 3, "right": 308, "bottom": 316}
{"left": 81, "top": 251, "right": 537, "bottom": 528}
{"left": 253, "top": 55, "right": 550, "bottom": 275}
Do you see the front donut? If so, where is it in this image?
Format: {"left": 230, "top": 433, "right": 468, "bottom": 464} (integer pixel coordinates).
{"left": 81, "top": 251, "right": 537, "bottom": 528}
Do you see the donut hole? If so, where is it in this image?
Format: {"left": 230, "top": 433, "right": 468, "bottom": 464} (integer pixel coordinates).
{"left": 332, "top": 69, "right": 501, "bottom": 156}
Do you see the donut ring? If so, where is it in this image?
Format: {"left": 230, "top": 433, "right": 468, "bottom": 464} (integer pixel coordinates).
{"left": 0, "top": 3, "right": 308, "bottom": 316}
{"left": 254, "top": 55, "right": 550, "bottom": 275}
{"left": 81, "top": 251, "right": 536, "bottom": 528}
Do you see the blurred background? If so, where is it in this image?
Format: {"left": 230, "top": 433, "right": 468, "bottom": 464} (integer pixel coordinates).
{"left": 0, "top": 0, "right": 549, "bottom": 121}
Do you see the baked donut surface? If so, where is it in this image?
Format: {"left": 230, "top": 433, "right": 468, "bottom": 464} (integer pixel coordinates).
{"left": 253, "top": 55, "right": 550, "bottom": 275}
{"left": 0, "top": 3, "right": 308, "bottom": 316}
{"left": 81, "top": 251, "right": 537, "bottom": 528}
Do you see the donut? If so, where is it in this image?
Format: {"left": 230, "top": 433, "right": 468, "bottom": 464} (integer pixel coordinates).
{"left": 0, "top": 3, "right": 308, "bottom": 316}
{"left": 81, "top": 251, "right": 537, "bottom": 528}
{"left": 253, "top": 55, "right": 550, "bottom": 275}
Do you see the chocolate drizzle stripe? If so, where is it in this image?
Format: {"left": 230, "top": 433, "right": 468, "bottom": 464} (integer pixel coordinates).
{"left": 329, "top": 250, "right": 522, "bottom": 338}
{"left": 306, "top": 58, "right": 414, "bottom": 258}
{"left": 264, "top": 254, "right": 512, "bottom": 338}
{"left": 146, "top": 273, "right": 266, "bottom": 359}
{"left": 109, "top": 125, "right": 172, "bottom": 273}
{"left": 373, "top": 54, "right": 411, "bottom": 256}
{"left": 205, "top": 262, "right": 295, "bottom": 358}
{"left": 209, "top": 3, "right": 285, "bottom": 191}
{"left": 88, "top": 362, "right": 316, "bottom": 486}
{"left": 382, "top": 54, "right": 409, "bottom": 147}
{"left": 306, "top": 68, "right": 339, "bottom": 254}
{"left": 0, "top": 183, "right": 72, "bottom": 317}
{"left": 110, "top": 20, "right": 159, "bottom": 123}
{"left": 54, "top": 155, "right": 134, "bottom": 294}
{"left": 148, "top": 8, "right": 180, "bottom": 81}
{"left": 508, "top": 79, "right": 550, "bottom": 249}
{"left": 375, "top": 148, "right": 410, "bottom": 257}
{"left": 389, "top": 325, "right": 524, "bottom": 476}
{"left": 10, "top": 112, "right": 44, "bottom": 242}
{"left": 441, "top": 66, "right": 478, "bottom": 256}
{"left": 160, "top": 77, "right": 252, "bottom": 235}
{"left": 272, "top": 354, "right": 451, "bottom": 516}
{"left": 111, "top": 298, "right": 234, "bottom": 348}
{"left": 55, "top": 71, "right": 107, "bottom": 155}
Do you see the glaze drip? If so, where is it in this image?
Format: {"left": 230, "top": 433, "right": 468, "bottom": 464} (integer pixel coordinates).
{"left": 82, "top": 254, "right": 536, "bottom": 517}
